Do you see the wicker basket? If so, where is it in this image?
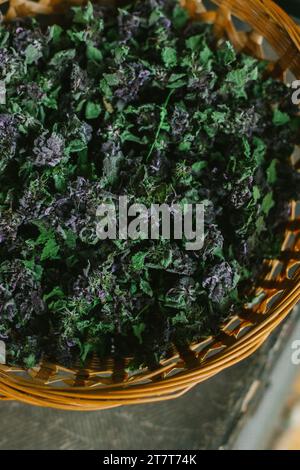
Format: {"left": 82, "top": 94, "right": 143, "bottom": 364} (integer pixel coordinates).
{"left": 0, "top": 0, "right": 299, "bottom": 411}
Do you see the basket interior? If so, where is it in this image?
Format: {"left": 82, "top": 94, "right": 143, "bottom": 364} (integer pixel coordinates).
{"left": 0, "top": 0, "right": 299, "bottom": 410}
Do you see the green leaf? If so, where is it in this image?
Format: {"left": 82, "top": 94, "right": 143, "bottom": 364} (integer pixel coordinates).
{"left": 23, "top": 260, "right": 43, "bottom": 282}
{"left": 60, "top": 228, "right": 77, "bottom": 249}
{"left": 114, "top": 45, "right": 129, "bottom": 64}
{"left": 102, "top": 73, "right": 120, "bottom": 87}
{"left": 41, "top": 238, "right": 60, "bottom": 261}
{"left": 212, "top": 111, "right": 227, "bottom": 124}
{"left": 256, "top": 215, "right": 266, "bottom": 234}
{"left": 68, "top": 30, "right": 86, "bottom": 44}
{"left": 132, "top": 252, "right": 147, "bottom": 271}
{"left": 167, "top": 73, "right": 187, "bottom": 89}
{"left": 169, "top": 73, "right": 186, "bottom": 83}
{"left": 85, "top": 101, "right": 102, "bottom": 119}
{"left": 48, "top": 25, "right": 63, "bottom": 44}
{"left": 68, "top": 139, "right": 88, "bottom": 153}
{"left": 49, "top": 49, "right": 76, "bottom": 67}
{"left": 266, "top": 159, "right": 277, "bottom": 184}
{"left": 121, "top": 130, "right": 146, "bottom": 145}
{"left": 72, "top": 2, "right": 94, "bottom": 24}
{"left": 253, "top": 137, "right": 266, "bottom": 166}
{"left": 273, "top": 108, "right": 290, "bottom": 126}
{"left": 133, "top": 323, "right": 145, "bottom": 345}
{"left": 172, "top": 5, "right": 189, "bottom": 29}
{"left": 79, "top": 343, "right": 94, "bottom": 363}
{"left": 179, "top": 140, "right": 192, "bottom": 151}
{"left": 200, "top": 45, "right": 213, "bottom": 66}
{"left": 186, "top": 35, "right": 203, "bottom": 52}
{"left": 192, "top": 161, "right": 207, "bottom": 175}
{"left": 253, "top": 185, "right": 261, "bottom": 202}
{"left": 262, "top": 191, "right": 275, "bottom": 215}
{"left": 225, "top": 65, "right": 258, "bottom": 98}
{"left": 35, "top": 224, "right": 54, "bottom": 245}
{"left": 25, "top": 44, "right": 43, "bottom": 65}
{"left": 242, "top": 137, "right": 251, "bottom": 159}
{"left": 140, "top": 278, "right": 153, "bottom": 297}
{"left": 86, "top": 43, "right": 103, "bottom": 62}
{"left": 53, "top": 173, "right": 66, "bottom": 192}
{"left": 43, "top": 287, "right": 65, "bottom": 302}
{"left": 171, "top": 311, "right": 188, "bottom": 326}
{"left": 24, "top": 354, "right": 37, "bottom": 369}
{"left": 161, "top": 250, "right": 173, "bottom": 268}
{"left": 162, "top": 47, "right": 177, "bottom": 68}
{"left": 218, "top": 41, "right": 236, "bottom": 65}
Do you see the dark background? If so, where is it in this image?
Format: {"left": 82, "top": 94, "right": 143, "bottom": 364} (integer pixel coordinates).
{"left": 277, "top": 1, "right": 300, "bottom": 18}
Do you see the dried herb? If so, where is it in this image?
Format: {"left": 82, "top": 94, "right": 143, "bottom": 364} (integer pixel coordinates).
{"left": 0, "top": 1, "right": 299, "bottom": 369}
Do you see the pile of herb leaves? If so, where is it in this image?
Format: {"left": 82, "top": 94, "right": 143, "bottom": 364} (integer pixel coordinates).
{"left": 0, "top": 0, "right": 299, "bottom": 369}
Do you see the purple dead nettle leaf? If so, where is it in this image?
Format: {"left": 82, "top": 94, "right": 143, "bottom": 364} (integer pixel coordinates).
{"left": 0, "top": 261, "right": 45, "bottom": 322}
{"left": 0, "top": 114, "right": 18, "bottom": 173}
{"left": 203, "top": 262, "right": 235, "bottom": 303}
{"left": 171, "top": 106, "right": 190, "bottom": 139}
{"left": 114, "top": 63, "right": 151, "bottom": 104}
{"left": 33, "top": 131, "right": 65, "bottom": 167}
{"left": 118, "top": 9, "right": 142, "bottom": 41}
